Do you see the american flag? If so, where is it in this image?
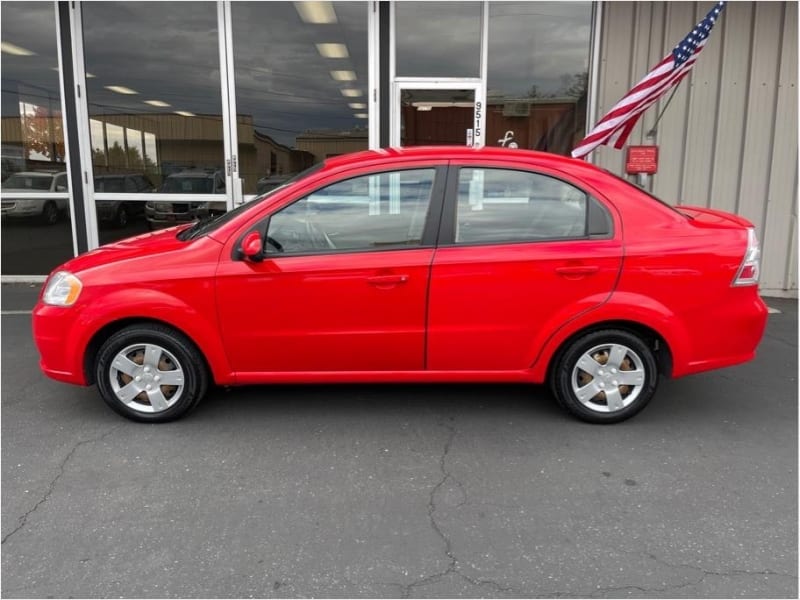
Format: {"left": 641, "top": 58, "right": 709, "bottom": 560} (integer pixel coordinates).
{"left": 571, "top": 1, "right": 726, "bottom": 160}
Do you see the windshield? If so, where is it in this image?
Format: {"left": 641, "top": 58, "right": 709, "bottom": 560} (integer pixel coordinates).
{"left": 177, "top": 163, "right": 324, "bottom": 241}
{"left": 161, "top": 176, "right": 214, "bottom": 194}
{"left": 2, "top": 174, "right": 53, "bottom": 190}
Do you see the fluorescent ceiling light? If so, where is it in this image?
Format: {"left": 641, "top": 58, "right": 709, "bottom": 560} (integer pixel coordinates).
{"left": 105, "top": 85, "right": 138, "bottom": 95}
{"left": 330, "top": 70, "right": 356, "bottom": 82}
{"left": 174, "top": 111, "right": 196, "bottom": 117}
{"left": 340, "top": 89, "right": 362, "bottom": 97}
{"left": 295, "top": 1, "right": 337, "bottom": 24}
{"left": 144, "top": 100, "right": 171, "bottom": 107}
{"left": 316, "top": 43, "right": 349, "bottom": 59}
{"left": 412, "top": 101, "right": 474, "bottom": 108}
{"left": 354, "top": 113, "right": 368, "bottom": 119}
{"left": 1, "top": 42, "right": 35, "bottom": 56}
{"left": 348, "top": 103, "right": 366, "bottom": 109}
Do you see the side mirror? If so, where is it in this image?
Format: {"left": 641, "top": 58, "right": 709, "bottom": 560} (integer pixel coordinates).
{"left": 240, "top": 231, "right": 264, "bottom": 262}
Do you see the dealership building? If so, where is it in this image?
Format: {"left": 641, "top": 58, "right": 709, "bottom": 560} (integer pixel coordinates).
{"left": 1, "top": 1, "right": 796, "bottom": 295}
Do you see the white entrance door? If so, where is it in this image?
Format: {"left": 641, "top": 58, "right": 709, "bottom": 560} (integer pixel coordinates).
{"left": 391, "top": 80, "right": 485, "bottom": 148}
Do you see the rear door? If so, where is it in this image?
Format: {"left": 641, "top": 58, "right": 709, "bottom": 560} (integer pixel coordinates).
{"left": 427, "top": 163, "right": 623, "bottom": 371}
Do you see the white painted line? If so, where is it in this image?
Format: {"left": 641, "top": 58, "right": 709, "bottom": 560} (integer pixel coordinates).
{"left": 1, "top": 276, "right": 46, "bottom": 284}
{"left": 767, "top": 307, "right": 781, "bottom": 314}
{"left": 1, "top": 310, "right": 33, "bottom": 315}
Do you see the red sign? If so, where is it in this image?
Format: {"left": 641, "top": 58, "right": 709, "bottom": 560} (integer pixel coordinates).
{"left": 626, "top": 145, "right": 659, "bottom": 174}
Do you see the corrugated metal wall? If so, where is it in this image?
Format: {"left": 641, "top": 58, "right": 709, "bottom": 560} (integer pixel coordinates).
{"left": 594, "top": 1, "right": 798, "bottom": 295}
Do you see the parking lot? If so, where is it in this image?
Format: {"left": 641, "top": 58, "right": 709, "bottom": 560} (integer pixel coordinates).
{"left": 1, "top": 283, "right": 797, "bottom": 598}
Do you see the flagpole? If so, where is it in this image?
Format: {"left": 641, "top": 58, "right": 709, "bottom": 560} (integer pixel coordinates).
{"left": 646, "top": 85, "right": 681, "bottom": 138}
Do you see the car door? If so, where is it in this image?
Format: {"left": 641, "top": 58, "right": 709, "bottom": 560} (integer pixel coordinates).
{"left": 215, "top": 165, "right": 446, "bottom": 374}
{"left": 427, "top": 163, "right": 623, "bottom": 371}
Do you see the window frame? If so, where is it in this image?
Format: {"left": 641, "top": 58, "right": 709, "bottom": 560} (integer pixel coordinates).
{"left": 240, "top": 165, "right": 449, "bottom": 260}
{"left": 438, "top": 164, "right": 612, "bottom": 248}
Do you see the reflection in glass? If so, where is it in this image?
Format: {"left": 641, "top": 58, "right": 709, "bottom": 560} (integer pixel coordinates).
{"left": 395, "top": 2, "right": 482, "bottom": 78}
{"left": 1, "top": 2, "right": 74, "bottom": 274}
{"left": 268, "top": 169, "right": 435, "bottom": 253}
{"left": 456, "top": 168, "right": 587, "bottom": 244}
{"left": 232, "top": 2, "right": 369, "bottom": 195}
{"left": 400, "top": 89, "right": 475, "bottom": 146}
{"left": 83, "top": 1, "right": 227, "bottom": 244}
{"left": 487, "top": 2, "right": 592, "bottom": 155}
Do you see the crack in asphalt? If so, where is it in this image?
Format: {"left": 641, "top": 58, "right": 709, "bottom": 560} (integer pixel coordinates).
{"left": 391, "top": 434, "right": 796, "bottom": 600}
{"left": 1, "top": 425, "right": 122, "bottom": 546}
{"left": 395, "top": 419, "right": 526, "bottom": 598}
{"left": 567, "top": 548, "right": 798, "bottom": 598}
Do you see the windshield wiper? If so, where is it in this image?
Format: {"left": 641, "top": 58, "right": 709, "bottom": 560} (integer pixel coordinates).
{"left": 176, "top": 214, "right": 218, "bottom": 241}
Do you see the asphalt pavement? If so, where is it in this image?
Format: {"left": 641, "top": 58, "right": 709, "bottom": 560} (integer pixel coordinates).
{"left": 1, "top": 283, "right": 797, "bottom": 598}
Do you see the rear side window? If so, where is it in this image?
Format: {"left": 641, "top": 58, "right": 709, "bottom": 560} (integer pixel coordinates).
{"left": 455, "top": 168, "right": 588, "bottom": 244}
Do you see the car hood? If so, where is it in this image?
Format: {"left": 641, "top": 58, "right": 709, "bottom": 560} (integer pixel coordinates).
{"left": 57, "top": 226, "right": 210, "bottom": 276}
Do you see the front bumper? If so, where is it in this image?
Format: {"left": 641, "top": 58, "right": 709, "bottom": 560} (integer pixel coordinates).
{"left": 32, "top": 302, "right": 88, "bottom": 385}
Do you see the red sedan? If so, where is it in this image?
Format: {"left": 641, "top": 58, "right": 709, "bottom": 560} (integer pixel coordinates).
{"left": 32, "top": 147, "right": 767, "bottom": 423}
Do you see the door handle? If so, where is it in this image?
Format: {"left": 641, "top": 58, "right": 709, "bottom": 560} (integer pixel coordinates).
{"left": 555, "top": 265, "right": 600, "bottom": 277}
{"left": 367, "top": 274, "right": 409, "bottom": 286}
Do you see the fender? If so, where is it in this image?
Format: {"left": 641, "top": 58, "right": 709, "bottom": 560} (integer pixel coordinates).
{"left": 72, "top": 286, "right": 235, "bottom": 385}
{"left": 528, "top": 291, "right": 693, "bottom": 381}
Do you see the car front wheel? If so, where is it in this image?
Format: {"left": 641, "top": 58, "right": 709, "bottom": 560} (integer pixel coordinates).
{"left": 95, "top": 324, "right": 209, "bottom": 422}
{"left": 552, "top": 329, "right": 658, "bottom": 424}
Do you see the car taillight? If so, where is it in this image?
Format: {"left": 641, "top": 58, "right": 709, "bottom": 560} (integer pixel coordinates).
{"left": 732, "top": 227, "right": 760, "bottom": 286}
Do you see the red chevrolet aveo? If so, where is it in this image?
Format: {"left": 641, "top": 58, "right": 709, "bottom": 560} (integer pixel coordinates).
{"left": 33, "top": 147, "right": 767, "bottom": 423}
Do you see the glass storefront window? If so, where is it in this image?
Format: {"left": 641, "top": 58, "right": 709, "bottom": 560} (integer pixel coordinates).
{"left": 486, "top": 1, "right": 592, "bottom": 155}
{"left": 1, "top": 1, "right": 74, "bottom": 275}
{"left": 82, "top": 1, "right": 226, "bottom": 239}
{"left": 395, "top": 1, "right": 482, "bottom": 78}
{"left": 232, "top": 2, "right": 369, "bottom": 196}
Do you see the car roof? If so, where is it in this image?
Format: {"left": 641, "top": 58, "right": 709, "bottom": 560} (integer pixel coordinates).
{"left": 166, "top": 171, "right": 216, "bottom": 178}
{"left": 321, "top": 146, "right": 588, "bottom": 172}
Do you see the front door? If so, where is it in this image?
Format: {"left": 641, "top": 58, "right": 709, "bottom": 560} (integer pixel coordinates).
{"left": 215, "top": 165, "right": 446, "bottom": 375}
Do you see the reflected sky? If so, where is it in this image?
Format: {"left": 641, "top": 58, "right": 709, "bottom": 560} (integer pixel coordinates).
{"left": 2, "top": 1, "right": 592, "bottom": 147}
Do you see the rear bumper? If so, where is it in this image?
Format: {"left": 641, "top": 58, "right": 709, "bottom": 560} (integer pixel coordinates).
{"left": 674, "top": 293, "right": 768, "bottom": 377}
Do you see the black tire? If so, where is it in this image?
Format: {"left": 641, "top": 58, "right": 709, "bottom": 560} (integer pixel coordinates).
{"left": 551, "top": 329, "right": 658, "bottom": 424}
{"left": 115, "top": 205, "right": 129, "bottom": 228}
{"left": 95, "top": 323, "right": 209, "bottom": 423}
{"left": 41, "top": 201, "right": 59, "bottom": 226}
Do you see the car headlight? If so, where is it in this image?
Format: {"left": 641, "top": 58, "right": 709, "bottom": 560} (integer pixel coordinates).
{"left": 43, "top": 271, "right": 83, "bottom": 306}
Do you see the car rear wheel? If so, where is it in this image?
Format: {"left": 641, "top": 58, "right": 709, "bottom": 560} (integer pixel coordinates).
{"left": 552, "top": 329, "right": 658, "bottom": 423}
{"left": 95, "top": 324, "right": 208, "bottom": 422}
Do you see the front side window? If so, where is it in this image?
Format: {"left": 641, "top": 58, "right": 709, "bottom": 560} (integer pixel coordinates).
{"left": 455, "top": 168, "right": 587, "bottom": 244}
{"left": 267, "top": 168, "right": 437, "bottom": 255}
